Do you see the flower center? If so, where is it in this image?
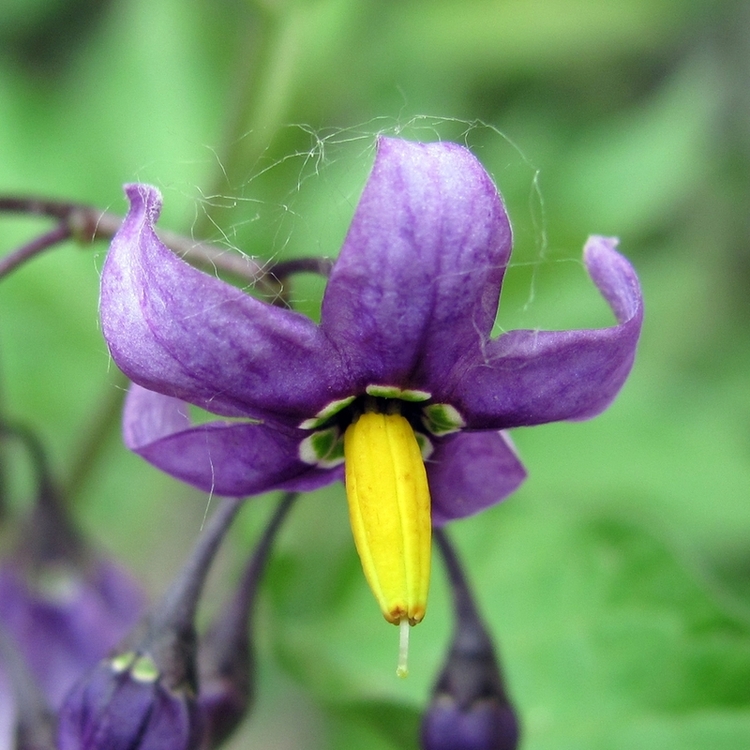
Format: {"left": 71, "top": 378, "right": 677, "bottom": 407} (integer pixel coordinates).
{"left": 297, "top": 388, "right": 466, "bottom": 675}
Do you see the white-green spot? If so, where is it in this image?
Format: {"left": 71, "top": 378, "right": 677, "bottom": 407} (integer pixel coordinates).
{"left": 414, "top": 431, "right": 434, "bottom": 460}
{"left": 110, "top": 651, "right": 136, "bottom": 673}
{"left": 422, "top": 403, "right": 465, "bottom": 435}
{"left": 365, "top": 385, "right": 431, "bottom": 402}
{"left": 131, "top": 654, "right": 160, "bottom": 683}
{"left": 299, "top": 426, "right": 346, "bottom": 468}
{"left": 299, "top": 396, "right": 356, "bottom": 430}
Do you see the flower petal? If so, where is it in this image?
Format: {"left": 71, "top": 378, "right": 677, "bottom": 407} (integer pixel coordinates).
{"left": 321, "top": 137, "right": 511, "bottom": 393}
{"left": 100, "top": 184, "right": 344, "bottom": 423}
{"left": 427, "top": 431, "right": 527, "bottom": 526}
{"left": 123, "top": 385, "right": 342, "bottom": 496}
{"left": 451, "top": 236, "right": 643, "bottom": 429}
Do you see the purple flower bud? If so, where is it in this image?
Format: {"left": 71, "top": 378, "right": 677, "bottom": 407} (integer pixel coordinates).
{"left": 420, "top": 673, "right": 519, "bottom": 750}
{"left": 420, "top": 529, "right": 519, "bottom": 750}
{"left": 57, "top": 652, "right": 203, "bottom": 750}
{"left": 56, "top": 497, "right": 242, "bottom": 750}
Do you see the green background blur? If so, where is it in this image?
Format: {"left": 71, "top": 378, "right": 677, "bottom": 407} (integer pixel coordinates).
{"left": 1, "top": 0, "right": 749, "bottom": 747}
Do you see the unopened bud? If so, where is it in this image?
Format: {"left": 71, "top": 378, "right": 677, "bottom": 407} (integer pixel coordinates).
{"left": 56, "top": 496, "right": 242, "bottom": 750}
{"left": 420, "top": 529, "right": 519, "bottom": 750}
{"left": 57, "top": 652, "right": 202, "bottom": 750}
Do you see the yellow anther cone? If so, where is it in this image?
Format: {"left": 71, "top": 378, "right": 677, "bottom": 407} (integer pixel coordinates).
{"left": 344, "top": 411, "right": 431, "bottom": 627}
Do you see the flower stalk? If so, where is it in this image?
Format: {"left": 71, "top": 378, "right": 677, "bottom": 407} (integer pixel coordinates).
{"left": 420, "top": 528, "right": 519, "bottom": 750}
{"left": 198, "top": 491, "right": 299, "bottom": 747}
{"left": 129, "top": 496, "right": 244, "bottom": 689}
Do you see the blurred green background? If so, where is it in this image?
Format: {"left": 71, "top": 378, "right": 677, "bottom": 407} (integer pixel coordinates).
{"left": 1, "top": 0, "right": 749, "bottom": 747}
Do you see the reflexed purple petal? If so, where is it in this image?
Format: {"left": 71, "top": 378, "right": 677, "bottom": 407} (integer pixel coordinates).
{"left": 124, "top": 385, "right": 342, "bottom": 497}
{"left": 100, "top": 184, "right": 345, "bottom": 423}
{"left": 428, "top": 432, "right": 526, "bottom": 526}
{"left": 452, "top": 236, "right": 643, "bottom": 429}
{"left": 321, "top": 137, "right": 511, "bottom": 393}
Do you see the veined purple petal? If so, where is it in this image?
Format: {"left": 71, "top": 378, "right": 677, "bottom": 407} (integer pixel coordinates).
{"left": 100, "top": 184, "right": 345, "bottom": 424}
{"left": 124, "top": 385, "right": 342, "bottom": 497}
{"left": 321, "top": 137, "right": 511, "bottom": 394}
{"left": 451, "top": 237, "right": 643, "bottom": 430}
{"left": 428, "top": 432, "right": 527, "bottom": 526}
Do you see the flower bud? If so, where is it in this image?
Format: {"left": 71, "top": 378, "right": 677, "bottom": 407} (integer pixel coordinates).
{"left": 420, "top": 529, "right": 519, "bottom": 750}
{"left": 57, "top": 652, "right": 203, "bottom": 750}
{"left": 420, "top": 671, "right": 519, "bottom": 750}
{"left": 56, "top": 496, "right": 242, "bottom": 750}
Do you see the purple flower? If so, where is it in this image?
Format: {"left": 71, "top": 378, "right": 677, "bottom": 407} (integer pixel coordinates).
{"left": 100, "top": 137, "right": 642, "bottom": 629}
{"left": 0, "top": 469, "right": 144, "bottom": 712}
{"left": 0, "top": 558, "right": 144, "bottom": 710}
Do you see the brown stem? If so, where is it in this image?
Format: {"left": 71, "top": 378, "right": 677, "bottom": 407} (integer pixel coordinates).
{"left": 0, "top": 197, "right": 274, "bottom": 289}
{"left": 0, "top": 223, "right": 72, "bottom": 277}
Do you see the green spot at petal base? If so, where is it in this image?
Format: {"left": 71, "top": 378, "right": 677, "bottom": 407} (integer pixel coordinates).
{"left": 299, "top": 427, "right": 346, "bottom": 468}
{"left": 422, "top": 403, "right": 465, "bottom": 435}
{"left": 110, "top": 652, "right": 136, "bottom": 673}
{"left": 365, "top": 385, "right": 431, "bottom": 402}
{"left": 131, "top": 655, "right": 160, "bottom": 683}
{"left": 299, "top": 396, "right": 356, "bottom": 430}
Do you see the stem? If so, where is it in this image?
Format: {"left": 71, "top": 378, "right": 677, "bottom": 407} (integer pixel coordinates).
{"left": 228, "top": 491, "right": 298, "bottom": 621}
{"left": 0, "top": 223, "right": 72, "bottom": 278}
{"left": 0, "top": 196, "right": 83, "bottom": 220}
{"left": 433, "top": 527, "right": 513, "bottom": 711}
{"left": 271, "top": 256, "right": 334, "bottom": 281}
{"left": 0, "top": 419, "right": 89, "bottom": 568}
{"left": 132, "top": 496, "right": 244, "bottom": 690}
{"left": 433, "top": 527, "right": 485, "bottom": 634}
{"left": 197, "top": 492, "right": 298, "bottom": 747}
{"left": 153, "top": 497, "right": 244, "bottom": 636}
{"left": 202, "top": 491, "right": 298, "bottom": 677}
{"left": 0, "top": 196, "right": 276, "bottom": 288}
{"left": 0, "top": 420, "right": 56, "bottom": 504}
